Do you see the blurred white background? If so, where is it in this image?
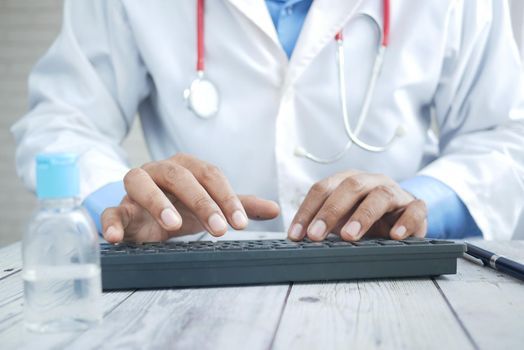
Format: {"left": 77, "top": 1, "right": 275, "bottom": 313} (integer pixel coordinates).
{"left": 0, "top": 0, "right": 523, "bottom": 247}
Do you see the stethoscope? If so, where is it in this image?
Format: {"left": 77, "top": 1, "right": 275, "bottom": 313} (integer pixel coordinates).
{"left": 183, "top": 0, "right": 404, "bottom": 163}
{"left": 183, "top": 0, "right": 220, "bottom": 119}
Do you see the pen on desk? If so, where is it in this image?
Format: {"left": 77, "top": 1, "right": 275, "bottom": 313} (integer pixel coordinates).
{"left": 464, "top": 242, "right": 524, "bottom": 282}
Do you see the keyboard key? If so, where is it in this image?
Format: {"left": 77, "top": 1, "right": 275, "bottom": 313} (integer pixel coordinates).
{"left": 105, "top": 250, "right": 128, "bottom": 255}
{"left": 430, "top": 240, "right": 455, "bottom": 245}
{"left": 167, "top": 247, "right": 187, "bottom": 252}
{"left": 217, "top": 246, "right": 243, "bottom": 251}
{"left": 301, "top": 243, "right": 328, "bottom": 249}
{"left": 329, "top": 242, "right": 353, "bottom": 247}
{"left": 190, "top": 246, "right": 215, "bottom": 251}
{"left": 325, "top": 235, "right": 341, "bottom": 242}
{"left": 353, "top": 241, "right": 380, "bottom": 246}
{"left": 247, "top": 246, "right": 272, "bottom": 250}
{"left": 401, "top": 240, "right": 429, "bottom": 245}
{"left": 275, "top": 245, "right": 300, "bottom": 249}
{"left": 378, "top": 240, "right": 404, "bottom": 246}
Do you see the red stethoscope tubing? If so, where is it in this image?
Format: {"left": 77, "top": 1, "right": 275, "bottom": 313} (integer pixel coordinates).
{"left": 335, "top": 0, "right": 390, "bottom": 46}
{"left": 382, "top": 0, "right": 390, "bottom": 46}
{"left": 197, "top": 0, "right": 205, "bottom": 72}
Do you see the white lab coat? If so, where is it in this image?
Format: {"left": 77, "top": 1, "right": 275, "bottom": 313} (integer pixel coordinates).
{"left": 11, "top": 0, "right": 524, "bottom": 239}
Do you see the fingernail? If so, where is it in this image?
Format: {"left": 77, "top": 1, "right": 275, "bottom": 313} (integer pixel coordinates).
{"left": 105, "top": 226, "right": 117, "bottom": 240}
{"left": 161, "top": 208, "right": 181, "bottom": 228}
{"left": 289, "top": 223, "right": 303, "bottom": 240}
{"left": 394, "top": 225, "right": 407, "bottom": 238}
{"left": 208, "top": 213, "right": 228, "bottom": 233}
{"left": 343, "top": 221, "right": 361, "bottom": 239}
{"left": 308, "top": 220, "right": 326, "bottom": 240}
{"left": 232, "top": 210, "right": 248, "bottom": 228}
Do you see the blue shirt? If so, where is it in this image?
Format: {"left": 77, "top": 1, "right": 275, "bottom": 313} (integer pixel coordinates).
{"left": 266, "top": 0, "right": 314, "bottom": 58}
{"left": 83, "top": 0, "right": 482, "bottom": 239}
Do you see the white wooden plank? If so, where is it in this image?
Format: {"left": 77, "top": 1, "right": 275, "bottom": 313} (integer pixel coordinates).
{"left": 0, "top": 270, "right": 23, "bottom": 334}
{"left": 435, "top": 240, "right": 524, "bottom": 350}
{"left": 272, "top": 279, "right": 473, "bottom": 350}
{"left": 0, "top": 242, "right": 22, "bottom": 280}
{"left": 0, "top": 243, "right": 133, "bottom": 350}
{"left": 59, "top": 285, "right": 289, "bottom": 350}
{"left": 0, "top": 269, "right": 133, "bottom": 350}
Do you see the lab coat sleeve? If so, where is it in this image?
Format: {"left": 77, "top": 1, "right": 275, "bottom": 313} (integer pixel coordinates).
{"left": 10, "top": 0, "right": 150, "bottom": 200}
{"left": 419, "top": 0, "right": 524, "bottom": 240}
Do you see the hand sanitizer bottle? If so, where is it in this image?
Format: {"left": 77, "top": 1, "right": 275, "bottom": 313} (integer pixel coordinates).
{"left": 22, "top": 153, "right": 102, "bottom": 332}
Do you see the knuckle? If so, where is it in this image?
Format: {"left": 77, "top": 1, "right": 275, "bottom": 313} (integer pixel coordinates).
{"left": 310, "top": 181, "right": 329, "bottom": 195}
{"left": 124, "top": 168, "right": 146, "bottom": 187}
{"left": 341, "top": 176, "right": 365, "bottom": 193}
{"left": 192, "top": 195, "right": 215, "bottom": 213}
{"left": 295, "top": 206, "right": 316, "bottom": 223}
{"left": 143, "top": 190, "right": 159, "bottom": 209}
{"left": 164, "top": 163, "right": 178, "bottom": 182}
{"left": 221, "top": 193, "right": 238, "bottom": 206}
{"left": 321, "top": 202, "right": 342, "bottom": 220}
{"left": 101, "top": 207, "right": 113, "bottom": 221}
{"left": 374, "top": 185, "right": 395, "bottom": 201}
{"left": 378, "top": 173, "right": 393, "bottom": 184}
{"left": 355, "top": 206, "right": 376, "bottom": 225}
{"left": 140, "top": 161, "right": 156, "bottom": 171}
{"left": 201, "top": 164, "right": 223, "bottom": 182}
{"left": 411, "top": 200, "right": 428, "bottom": 221}
{"left": 414, "top": 199, "right": 427, "bottom": 212}
{"left": 162, "top": 163, "right": 189, "bottom": 187}
{"left": 120, "top": 203, "right": 134, "bottom": 222}
{"left": 172, "top": 152, "right": 190, "bottom": 162}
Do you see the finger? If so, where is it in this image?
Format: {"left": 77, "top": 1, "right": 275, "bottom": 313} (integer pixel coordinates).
{"left": 172, "top": 154, "right": 251, "bottom": 229}
{"left": 289, "top": 172, "right": 361, "bottom": 241}
{"left": 101, "top": 206, "right": 129, "bottom": 244}
{"left": 190, "top": 161, "right": 248, "bottom": 230}
{"left": 144, "top": 162, "right": 228, "bottom": 237}
{"left": 287, "top": 179, "right": 339, "bottom": 241}
{"left": 306, "top": 176, "right": 371, "bottom": 241}
{"left": 340, "top": 185, "right": 398, "bottom": 241}
{"left": 124, "top": 168, "right": 183, "bottom": 232}
{"left": 389, "top": 200, "right": 428, "bottom": 240}
{"left": 239, "top": 195, "right": 280, "bottom": 220}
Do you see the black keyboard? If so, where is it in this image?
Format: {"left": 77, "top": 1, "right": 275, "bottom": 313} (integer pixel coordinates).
{"left": 100, "top": 236, "right": 465, "bottom": 290}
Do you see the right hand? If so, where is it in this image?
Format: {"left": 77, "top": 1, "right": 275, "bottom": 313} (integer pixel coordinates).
{"left": 101, "top": 153, "right": 280, "bottom": 243}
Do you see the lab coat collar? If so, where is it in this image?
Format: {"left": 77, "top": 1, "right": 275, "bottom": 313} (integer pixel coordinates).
{"left": 225, "top": 0, "right": 282, "bottom": 49}
{"left": 225, "top": 0, "right": 384, "bottom": 89}
{"left": 286, "top": 0, "right": 386, "bottom": 89}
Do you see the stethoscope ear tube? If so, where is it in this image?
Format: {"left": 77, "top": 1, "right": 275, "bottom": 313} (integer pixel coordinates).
{"left": 295, "top": 0, "right": 405, "bottom": 163}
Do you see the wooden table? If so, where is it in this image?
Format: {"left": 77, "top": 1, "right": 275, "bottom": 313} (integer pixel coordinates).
{"left": 1, "top": 232, "right": 523, "bottom": 350}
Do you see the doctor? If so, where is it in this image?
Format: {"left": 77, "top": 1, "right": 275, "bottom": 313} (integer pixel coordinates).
{"left": 12, "top": 0, "right": 524, "bottom": 243}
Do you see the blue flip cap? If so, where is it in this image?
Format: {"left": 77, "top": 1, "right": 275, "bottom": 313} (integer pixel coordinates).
{"left": 36, "top": 153, "right": 79, "bottom": 199}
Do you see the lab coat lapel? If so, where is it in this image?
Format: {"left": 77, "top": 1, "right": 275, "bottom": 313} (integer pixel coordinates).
{"left": 285, "top": 0, "right": 363, "bottom": 88}
{"left": 225, "top": 0, "right": 281, "bottom": 48}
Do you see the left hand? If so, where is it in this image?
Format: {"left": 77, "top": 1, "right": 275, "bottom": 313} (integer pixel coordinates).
{"left": 288, "top": 171, "right": 427, "bottom": 241}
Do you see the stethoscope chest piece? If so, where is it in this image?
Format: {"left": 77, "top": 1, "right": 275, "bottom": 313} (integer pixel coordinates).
{"left": 184, "top": 74, "right": 219, "bottom": 119}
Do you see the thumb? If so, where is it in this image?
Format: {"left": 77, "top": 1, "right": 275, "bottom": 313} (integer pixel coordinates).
{"left": 239, "top": 195, "right": 280, "bottom": 221}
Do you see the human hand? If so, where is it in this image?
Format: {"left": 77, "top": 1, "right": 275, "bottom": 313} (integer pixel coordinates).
{"left": 288, "top": 171, "right": 427, "bottom": 241}
{"left": 101, "top": 153, "right": 280, "bottom": 243}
